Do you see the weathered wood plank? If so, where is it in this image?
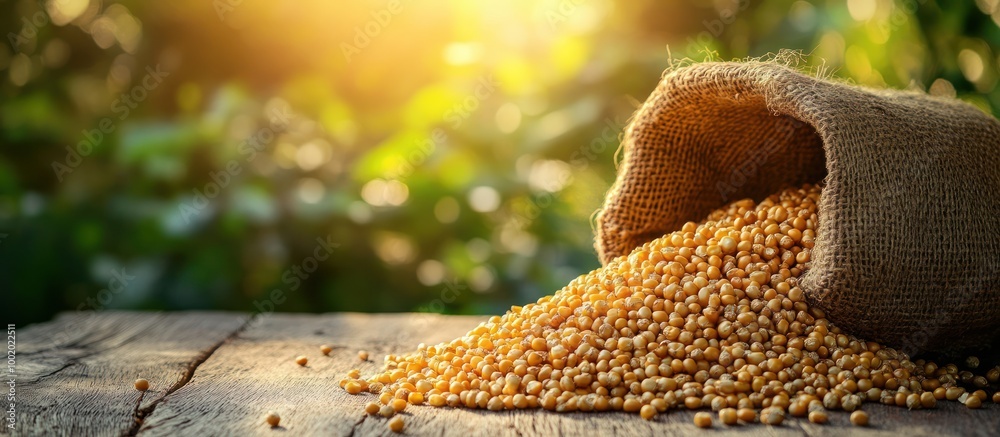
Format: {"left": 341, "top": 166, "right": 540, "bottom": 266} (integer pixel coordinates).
{"left": 137, "top": 313, "right": 1000, "bottom": 437}
{"left": 8, "top": 311, "right": 247, "bottom": 437}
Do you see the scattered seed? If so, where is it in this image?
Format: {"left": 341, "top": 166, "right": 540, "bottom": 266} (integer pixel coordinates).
{"left": 920, "top": 392, "right": 936, "bottom": 409}
{"left": 808, "top": 410, "right": 828, "bottom": 424}
{"left": 965, "top": 396, "right": 982, "bottom": 409}
{"left": 364, "top": 402, "right": 380, "bottom": 415}
{"left": 264, "top": 412, "right": 280, "bottom": 427}
{"left": 850, "top": 410, "right": 869, "bottom": 426}
{"left": 358, "top": 350, "right": 369, "bottom": 361}
{"left": 295, "top": 356, "right": 308, "bottom": 366}
{"left": 134, "top": 379, "right": 149, "bottom": 392}
{"left": 389, "top": 416, "right": 404, "bottom": 433}
{"left": 390, "top": 398, "right": 407, "bottom": 412}
{"left": 693, "top": 412, "right": 713, "bottom": 428}
{"left": 719, "top": 408, "right": 738, "bottom": 426}
{"left": 320, "top": 345, "right": 333, "bottom": 355}
{"left": 640, "top": 404, "right": 656, "bottom": 420}
{"left": 345, "top": 381, "right": 363, "bottom": 395}
{"left": 379, "top": 404, "right": 395, "bottom": 418}
{"left": 760, "top": 407, "right": 784, "bottom": 426}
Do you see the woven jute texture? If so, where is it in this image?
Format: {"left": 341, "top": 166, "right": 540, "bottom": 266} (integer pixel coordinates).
{"left": 595, "top": 61, "right": 1000, "bottom": 353}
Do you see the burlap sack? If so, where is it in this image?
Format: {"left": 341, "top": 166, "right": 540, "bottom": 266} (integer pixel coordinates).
{"left": 595, "top": 61, "right": 1000, "bottom": 354}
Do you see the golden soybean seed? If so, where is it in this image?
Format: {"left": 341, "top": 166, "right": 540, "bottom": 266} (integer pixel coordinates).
{"left": 760, "top": 408, "right": 784, "bottom": 426}
{"left": 408, "top": 392, "right": 425, "bottom": 405}
{"left": 640, "top": 404, "right": 656, "bottom": 420}
{"left": 358, "top": 350, "right": 369, "bottom": 361}
{"left": 965, "top": 396, "right": 982, "bottom": 409}
{"left": 380, "top": 392, "right": 393, "bottom": 405}
{"left": 391, "top": 398, "right": 408, "bottom": 412}
{"left": 808, "top": 410, "right": 828, "bottom": 424}
{"left": 945, "top": 387, "right": 965, "bottom": 401}
{"left": 993, "top": 392, "right": 1000, "bottom": 404}
{"left": 134, "top": 379, "right": 149, "bottom": 392}
{"left": 320, "top": 345, "right": 333, "bottom": 355}
{"left": 379, "top": 405, "right": 396, "bottom": 418}
{"left": 389, "top": 416, "right": 404, "bottom": 433}
{"left": 850, "top": 411, "right": 869, "bottom": 426}
{"left": 693, "top": 412, "right": 713, "bottom": 428}
{"left": 295, "top": 356, "right": 308, "bottom": 366}
{"left": 264, "top": 412, "right": 280, "bottom": 427}
{"left": 345, "top": 381, "right": 363, "bottom": 395}
{"left": 719, "top": 408, "right": 738, "bottom": 426}
{"left": 920, "top": 392, "right": 936, "bottom": 409}
{"left": 737, "top": 408, "right": 757, "bottom": 423}
{"left": 365, "top": 402, "right": 380, "bottom": 415}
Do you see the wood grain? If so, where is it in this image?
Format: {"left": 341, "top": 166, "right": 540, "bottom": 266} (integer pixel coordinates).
{"left": 10, "top": 312, "right": 1000, "bottom": 436}
{"left": 9, "top": 311, "right": 247, "bottom": 437}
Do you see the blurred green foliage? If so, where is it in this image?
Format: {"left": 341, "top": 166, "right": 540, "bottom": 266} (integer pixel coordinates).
{"left": 2, "top": 0, "right": 998, "bottom": 325}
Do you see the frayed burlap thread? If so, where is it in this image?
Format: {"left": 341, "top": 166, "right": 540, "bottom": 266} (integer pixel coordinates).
{"left": 595, "top": 61, "right": 1000, "bottom": 353}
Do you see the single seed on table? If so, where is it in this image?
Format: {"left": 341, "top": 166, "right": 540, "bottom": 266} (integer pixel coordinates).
{"left": 320, "top": 344, "right": 332, "bottom": 355}
{"left": 388, "top": 416, "right": 404, "bottom": 433}
{"left": 295, "top": 356, "right": 308, "bottom": 366}
{"left": 358, "top": 350, "right": 369, "bottom": 361}
{"left": 760, "top": 407, "right": 784, "bottom": 425}
{"left": 379, "top": 405, "right": 396, "bottom": 418}
{"left": 973, "top": 390, "right": 988, "bottom": 401}
{"left": 920, "top": 392, "right": 936, "bottom": 409}
{"left": 945, "top": 387, "right": 965, "bottom": 401}
{"left": 264, "top": 412, "right": 280, "bottom": 427}
{"left": 993, "top": 392, "right": 1000, "bottom": 404}
{"left": 640, "top": 404, "right": 656, "bottom": 420}
{"left": 850, "top": 410, "right": 869, "bottom": 426}
{"left": 379, "top": 392, "right": 393, "bottom": 405}
{"left": 693, "top": 412, "right": 713, "bottom": 428}
{"left": 719, "top": 408, "right": 738, "bottom": 426}
{"left": 391, "top": 398, "right": 408, "bottom": 412}
{"left": 345, "top": 381, "right": 363, "bottom": 395}
{"left": 134, "top": 379, "right": 149, "bottom": 392}
{"left": 965, "top": 396, "right": 982, "bottom": 409}
{"left": 808, "top": 410, "right": 828, "bottom": 424}
{"left": 347, "top": 369, "right": 360, "bottom": 379}
{"left": 364, "top": 402, "right": 380, "bottom": 415}
{"left": 905, "top": 393, "right": 921, "bottom": 410}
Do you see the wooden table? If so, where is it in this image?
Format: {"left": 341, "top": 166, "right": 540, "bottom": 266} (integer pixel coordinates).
{"left": 8, "top": 311, "right": 999, "bottom": 436}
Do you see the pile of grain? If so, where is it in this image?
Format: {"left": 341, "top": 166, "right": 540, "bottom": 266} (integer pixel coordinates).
{"left": 340, "top": 185, "right": 997, "bottom": 426}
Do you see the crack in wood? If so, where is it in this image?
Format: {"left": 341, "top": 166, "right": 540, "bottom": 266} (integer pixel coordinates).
{"left": 123, "top": 316, "right": 254, "bottom": 436}
{"left": 345, "top": 414, "right": 367, "bottom": 437}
